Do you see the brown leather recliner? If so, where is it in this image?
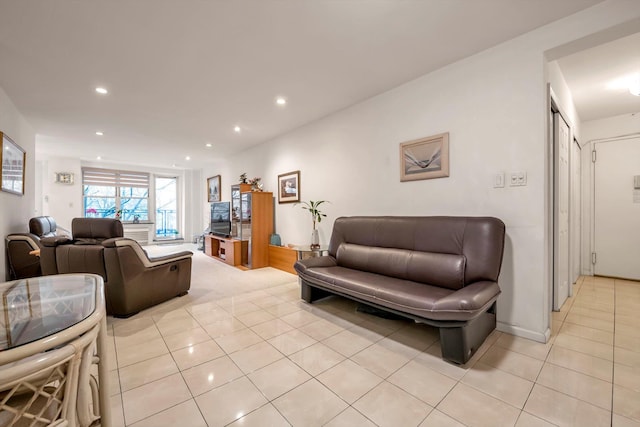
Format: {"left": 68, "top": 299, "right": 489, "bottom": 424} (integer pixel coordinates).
{"left": 5, "top": 216, "right": 65, "bottom": 280}
{"left": 40, "top": 217, "right": 123, "bottom": 278}
{"left": 41, "top": 218, "right": 193, "bottom": 317}
{"left": 102, "top": 238, "right": 192, "bottom": 317}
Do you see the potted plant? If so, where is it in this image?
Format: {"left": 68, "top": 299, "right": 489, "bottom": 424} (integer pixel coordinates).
{"left": 297, "top": 200, "right": 327, "bottom": 248}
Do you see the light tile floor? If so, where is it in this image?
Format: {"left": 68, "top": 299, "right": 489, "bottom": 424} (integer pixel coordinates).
{"left": 106, "top": 245, "right": 640, "bottom": 426}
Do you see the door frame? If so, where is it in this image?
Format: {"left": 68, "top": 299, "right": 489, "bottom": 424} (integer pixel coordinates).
{"left": 570, "top": 137, "right": 581, "bottom": 284}
{"left": 547, "top": 88, "right": 577, "bottom": 312}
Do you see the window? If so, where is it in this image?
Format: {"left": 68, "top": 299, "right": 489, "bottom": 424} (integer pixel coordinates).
{"left": 83, "top": 168, "right": 150, "bottom": 221}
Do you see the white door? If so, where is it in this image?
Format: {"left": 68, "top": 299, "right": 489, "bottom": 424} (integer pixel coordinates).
{"left": 570, "top": 139, "right": 581, "bottom": 284}
{"left": 594, "top": 137, "right": 640, "bottom": 280}
{"left": 553, "top": 112, "right": 570, "bottom": 311}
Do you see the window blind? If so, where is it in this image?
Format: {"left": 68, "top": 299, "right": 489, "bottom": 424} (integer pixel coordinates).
{"left": 82, "top": 168, "right": 150, "bottom": 188}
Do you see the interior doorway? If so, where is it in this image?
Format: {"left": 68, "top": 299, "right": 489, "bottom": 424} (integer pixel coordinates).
{"left": 155, "top": 176, "right": 181, "bottom": 240}
{"left": 593, "top": 136, "right": 640, "bottom": 280}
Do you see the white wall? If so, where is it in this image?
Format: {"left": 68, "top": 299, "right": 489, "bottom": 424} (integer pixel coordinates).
{"left": 0, "top": 87, "right": 36, "bottom": 280}
{"left": 580, "top": 112, "right": 640, "bottom": 275}
{"left": 40, "top": 157, "right": 83, "bottom": 230}
{"left": 205, "top": 0, "right": 640, "bottom": 342}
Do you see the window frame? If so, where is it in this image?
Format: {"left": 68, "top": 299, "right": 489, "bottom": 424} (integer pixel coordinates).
{"left": 82, "top": 167, "right": 150, "bottom": 223}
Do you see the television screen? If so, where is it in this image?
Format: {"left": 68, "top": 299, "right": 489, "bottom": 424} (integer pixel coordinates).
{"left": 211, "top": 201, "right": 231, "bottom": 237}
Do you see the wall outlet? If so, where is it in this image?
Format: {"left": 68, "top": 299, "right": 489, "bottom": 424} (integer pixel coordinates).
{"left": 509, "top": 172, "right": 527, "bottom": 186}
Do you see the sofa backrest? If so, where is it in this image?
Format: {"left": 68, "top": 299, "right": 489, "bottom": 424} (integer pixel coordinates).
{"left": 328, "top": 216, "right": 505, "bottom": 290}
{"left": 71, "top": 218, "right": 124, "bottom": 243}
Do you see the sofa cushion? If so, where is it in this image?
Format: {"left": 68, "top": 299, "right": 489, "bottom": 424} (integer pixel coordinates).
{"left": 300, "top": 265, "right": 499, "bottom": 321}
{"left": 335, "top": 243, "right": 466, "bottom": 290}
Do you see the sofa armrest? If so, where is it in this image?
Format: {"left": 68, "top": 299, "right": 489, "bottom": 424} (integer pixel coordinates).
{"left": 40, "top": 236, "right": 73, "bottom": 247}
{"left": 433, "top": 281, "right": 501, "bottom": 313}
{"left": 101, "top": 237, "right": 122, "bottom": 248}
{"left": 110, "top": 238, "right": 193, "bottom": 268}
{"left": 294, "top": 256, "right": 337, "bottom": 275}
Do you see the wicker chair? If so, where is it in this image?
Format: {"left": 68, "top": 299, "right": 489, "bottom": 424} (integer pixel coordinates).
{"left": 0, "top": 324, "right": 100, "bottom": 427}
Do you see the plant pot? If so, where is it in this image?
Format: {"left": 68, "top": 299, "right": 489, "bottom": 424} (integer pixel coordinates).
{"left": 310, "top": 229, "right": 320, "bottom": 249}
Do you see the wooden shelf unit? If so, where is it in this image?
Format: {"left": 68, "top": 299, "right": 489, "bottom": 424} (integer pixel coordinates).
{"left": 204, "top": 234, "right": 242, "bottom": 266}
{"left": 239, "top": 191, "right": 274, "bottom": 269}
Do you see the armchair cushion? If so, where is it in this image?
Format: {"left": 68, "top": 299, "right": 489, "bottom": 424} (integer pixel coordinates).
{"left": 28, "top": 216, "right": 58, "bottom": 238}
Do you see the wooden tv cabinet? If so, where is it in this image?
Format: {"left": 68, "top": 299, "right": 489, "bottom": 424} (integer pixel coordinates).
{"left": 204, "top": 234, "right": 242, "bottom": 266}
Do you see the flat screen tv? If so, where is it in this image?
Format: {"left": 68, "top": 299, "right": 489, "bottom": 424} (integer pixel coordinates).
{"left": 210, "top": 201, "right": 231, "bottom": 237}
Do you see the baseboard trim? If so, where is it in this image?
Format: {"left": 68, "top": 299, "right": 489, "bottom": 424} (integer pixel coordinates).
{"left": 496, "top": 322, "right": 550, "bottom": 344}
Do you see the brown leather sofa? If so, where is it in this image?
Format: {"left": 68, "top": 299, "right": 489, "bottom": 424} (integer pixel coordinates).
{"left": 5, "top": 216, "right": 63, "bottom": 280}
{"left": 294, "top": 216, "right": 506, "bottom": 364}
{"left": 41, "top": 218, "right": 193, "bottom": 317}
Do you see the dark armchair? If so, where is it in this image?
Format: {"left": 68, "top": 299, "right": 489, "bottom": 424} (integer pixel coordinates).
{"left": 5, "top": 216, "right": 66, "bottom": 280}
{"left": 40, "top": 217, "right": 123, "bottom": 278}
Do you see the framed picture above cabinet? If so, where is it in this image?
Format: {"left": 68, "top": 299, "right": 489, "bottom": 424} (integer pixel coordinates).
{"left": 277, "top": 170, "right": 300, "bottom": 204}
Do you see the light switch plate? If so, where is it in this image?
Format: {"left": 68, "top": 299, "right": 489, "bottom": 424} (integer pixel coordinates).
{"left": 494, "top": 172, "right": 505, "bottom": 188}
{"left": 510, "top": 172, "right": 527, "bottom": 186}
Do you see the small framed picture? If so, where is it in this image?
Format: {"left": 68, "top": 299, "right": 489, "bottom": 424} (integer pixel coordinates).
{"left": 55, "top": 172, "right": 74, "bottom": 184}
{"left": 400, "top": 132, "right": 449, "bottom": 182}
{"left": 277, "top": 170, "right": 300, "bottom": 204}
{"left": 207, "top": 175, "right": 221, "bottom": 202}
{"left": 1, "top": 132, "right": 26, "bottom": 196}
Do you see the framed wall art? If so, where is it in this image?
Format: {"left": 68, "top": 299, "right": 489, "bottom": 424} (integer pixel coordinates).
{"left": 207, "top": 175, "right": 221, "bottom": 202}
{"left": 400, "top": 132, "right": 449, "bottom": 182}
{"left": 1, "top": 132, "right": 26, "bottom": 195}
{"left": 55, "top": 172, "right": 74, "bottom": 184}
{"left": 277, "top": 170, "right": 300, "bottom": 203}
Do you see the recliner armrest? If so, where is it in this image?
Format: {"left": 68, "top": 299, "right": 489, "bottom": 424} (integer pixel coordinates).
{"left": 40, "top": 236, "right": 73, "bottom": 247}
{"left": 6, "top": 233, "right": 41, "bottom": 250}
{"left": 101, "top": 238, "right": 121, "bottom": 248}
{"left": 110, "top": 238, "right": 193, "bottom": 268}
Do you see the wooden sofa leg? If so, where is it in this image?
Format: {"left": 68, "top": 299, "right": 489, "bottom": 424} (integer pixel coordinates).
{"left": 439, "top": 305, "right": 496, "bottom": 365}
{"left": 300, "top": 280, "right": 331, "bottom": 303}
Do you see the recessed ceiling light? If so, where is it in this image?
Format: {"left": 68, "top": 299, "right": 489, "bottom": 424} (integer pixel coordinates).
{"left": 234, "top": 126, "right": 241, "bottom": 133}
{"left": 172, "top": 164, "right": 177, "bottom": 168}
{"left": 205, "top": 143, "right": 212, "bottom": 148}
{"left": 275, "top": 96, "right": 287, "bottom": 106}
{"left": 95, "top": 87, "right": 108, "bottom": 95}
{"left": 96, "top": 156, "right": 102, "bottom": 160}
{"left": 185, "top": 156, "right": 191, "bottom": 161}
{"left": 95, "top": 131, "right": 104, "bottom": 136}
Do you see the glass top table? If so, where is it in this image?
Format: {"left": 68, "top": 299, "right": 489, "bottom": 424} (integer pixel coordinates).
{"left": 0, "top": 274, "right": 97, "bottom": 350}
{"left": 288, "top": 245, "right": 329, "bottom": 260}
{"left": 0, "top": 273, "right": 111, "bottom": 426}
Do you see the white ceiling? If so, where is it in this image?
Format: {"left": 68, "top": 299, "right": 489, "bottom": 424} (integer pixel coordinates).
{"left": 0, "top": 0, "right": 606, "bottom": 169}
{"left": 557, "top": 31, "right": 640, "bottom": 122}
